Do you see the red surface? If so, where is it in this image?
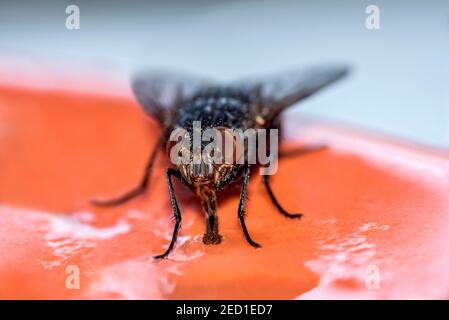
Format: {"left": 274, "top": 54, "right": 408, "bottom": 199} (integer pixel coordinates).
{"left": 1, "top": 75, "right": 449, "bottom": 299}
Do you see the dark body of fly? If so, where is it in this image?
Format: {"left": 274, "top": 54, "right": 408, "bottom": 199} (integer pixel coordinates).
{"left": 92, "top": 66, "right": 349, "bottom": 259}
{"left": 175, "top": 87, "right": 252, "bottom": 131}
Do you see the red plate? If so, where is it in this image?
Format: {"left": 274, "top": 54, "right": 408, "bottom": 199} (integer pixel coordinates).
{"left": 0, "top": 72, "right": 448, "bottom": 299}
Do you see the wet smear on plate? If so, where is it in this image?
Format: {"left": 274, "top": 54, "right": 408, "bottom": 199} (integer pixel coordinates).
{"left": 299, "top": 221, "right": 390, "bottom": 299}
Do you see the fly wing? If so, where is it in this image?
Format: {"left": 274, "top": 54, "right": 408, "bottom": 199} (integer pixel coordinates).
{"left": 131, "top": 70, "right": 213, "bottom": 127}
{"left": 235, "top": 65, "right": 349, "bottom": 122}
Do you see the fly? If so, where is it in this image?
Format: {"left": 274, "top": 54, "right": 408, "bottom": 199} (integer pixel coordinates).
{"left": 92, "top": 65, "right": 349, "bottom": 259}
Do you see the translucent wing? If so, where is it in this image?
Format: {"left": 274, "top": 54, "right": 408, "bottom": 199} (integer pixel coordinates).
{"left": 235, "top": 65, "right": 350, "bottom": 122}
{"left": 131, "top": 69, "right": 213, "bottom": 127}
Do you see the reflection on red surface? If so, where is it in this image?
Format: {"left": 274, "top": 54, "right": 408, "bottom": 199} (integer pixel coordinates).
{"left": 0, "top": 80, "right": 449, "bottom": 299}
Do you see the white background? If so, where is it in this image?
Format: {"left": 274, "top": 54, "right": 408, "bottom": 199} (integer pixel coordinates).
{"left": 1, "top": 0, "right": 448, "bottom": 147}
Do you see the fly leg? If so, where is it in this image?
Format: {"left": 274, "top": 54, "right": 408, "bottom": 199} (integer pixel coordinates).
{"left": 263, "top": 143, "right": 326, "bottom": 218}
{"left": 262, "top": 174, "right": 302, "bottom": 219}
{"left": 238, "top": 165, "right": 261, "bottom": 248}
{"left": 91, "top": 138, "right": 161, "bottom": 206}
{"left": 154, "top": 168, "right": 182, "bottom": 260}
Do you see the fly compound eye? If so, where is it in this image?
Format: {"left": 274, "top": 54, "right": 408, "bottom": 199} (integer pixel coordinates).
{"left": 212, "top": 142, "right": 223, "bottom": 162}
{"left": 168, "top": 143, "right": 190, "bottom": 165}
{"left": 218, "top": 129, "right": 244, "bottom": 164}
{"left": 166, "top": 130, "right": 191, "bottom": 165}
{"left": 202, "top": 140, "right": 222, "bottom": 165}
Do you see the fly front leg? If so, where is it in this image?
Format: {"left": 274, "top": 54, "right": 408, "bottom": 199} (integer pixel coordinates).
{"left": 91, "top": 138, "right": 162, "bottom": 206}
{"left": 154, "top": 168, "right": 183, "bottom": 260}
{"left": 262, "top": 174, "right": 302, "bottom": 219}
{"left": 238, "top": 165, "right": 261, "bottom": 248}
